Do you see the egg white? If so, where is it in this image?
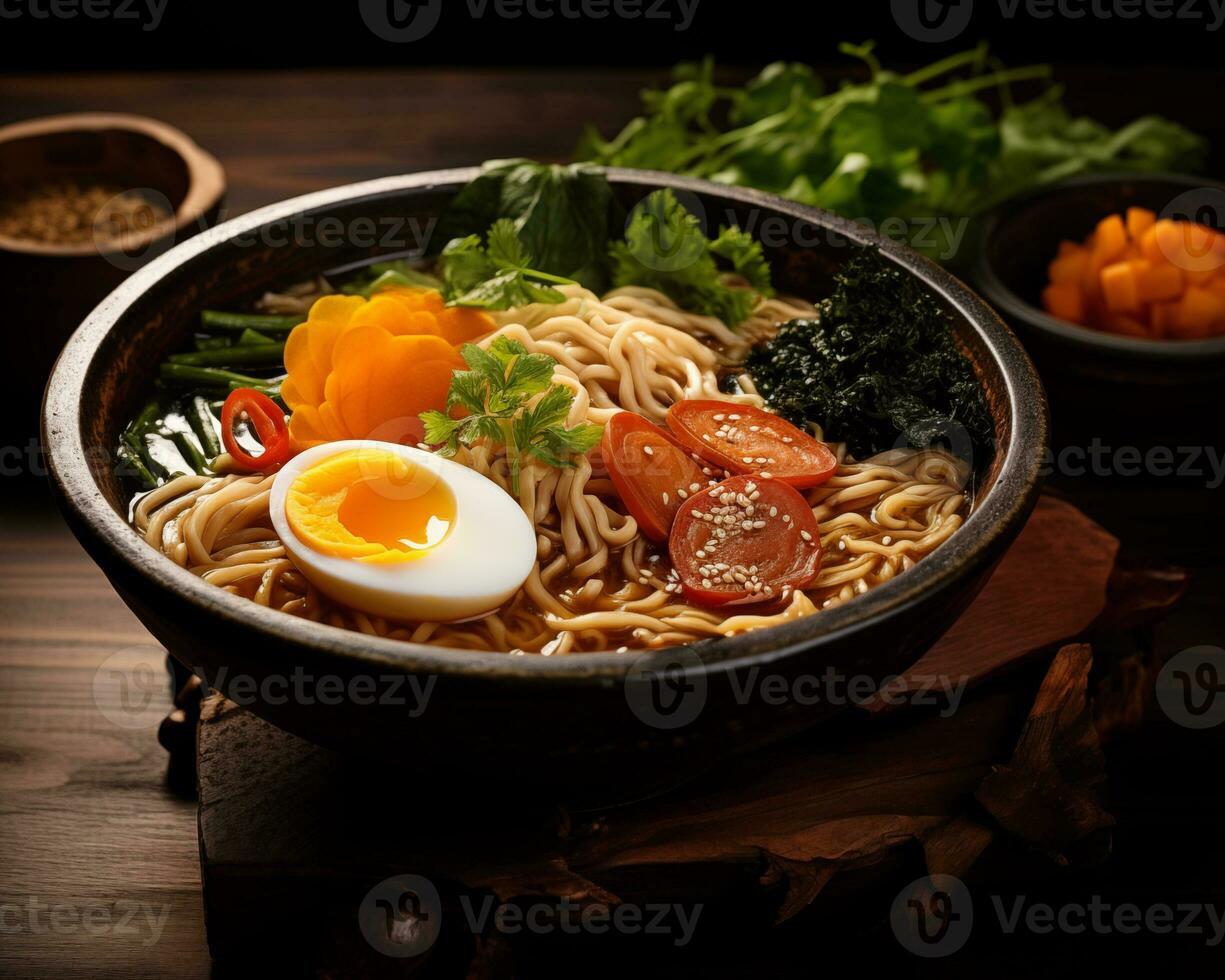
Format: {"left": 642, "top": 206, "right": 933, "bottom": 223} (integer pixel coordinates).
{"left": 269, "top": 440, "right": 536, "bottom": 623}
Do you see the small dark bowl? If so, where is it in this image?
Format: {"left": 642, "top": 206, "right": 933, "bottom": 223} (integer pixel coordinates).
{"left": 0, "top": 113, "right": 225, "bottom": 462}
{"left": 43, "top": 169, "right": 1046, "bottom": 801}
{"left": 967, "top": 173, "right": 1225, "bottom": 454}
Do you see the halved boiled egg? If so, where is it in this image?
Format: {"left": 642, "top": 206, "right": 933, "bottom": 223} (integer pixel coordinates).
{"left": 269, "top": 440, "right": 535, "bottom": 622}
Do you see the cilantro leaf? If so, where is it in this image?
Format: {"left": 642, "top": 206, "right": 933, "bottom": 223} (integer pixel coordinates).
{"left": 609, "top": 189, "right": 773, "bottom": 326}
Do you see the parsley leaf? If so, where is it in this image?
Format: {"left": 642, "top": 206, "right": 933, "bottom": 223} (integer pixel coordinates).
{"left": 419, "top": 337, "right": 602, "bottom": 495}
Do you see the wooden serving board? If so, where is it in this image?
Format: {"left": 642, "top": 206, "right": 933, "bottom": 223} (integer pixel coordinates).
{"left": 194, "top": 496, "right": 1185, "bottom": 974}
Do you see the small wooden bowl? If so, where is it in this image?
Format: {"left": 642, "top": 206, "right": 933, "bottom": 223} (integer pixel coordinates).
{"left": 0, "top": 113, "right": 225, "bottom": 457}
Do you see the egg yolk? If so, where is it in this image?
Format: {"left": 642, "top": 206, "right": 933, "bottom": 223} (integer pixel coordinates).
{"left": 285, "top": 449, "right": 456, "bottom": 564}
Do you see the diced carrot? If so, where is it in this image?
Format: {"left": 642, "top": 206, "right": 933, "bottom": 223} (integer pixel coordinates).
{"left": 1092, "top": 214, "right": 1129, "bottom": 264}
{"left": 1047, "top": 248, "right": 1089, "bottom": 285}
{"left": 1155, "top": 220, "right": 1225, "bottom": 276}
{"left": 1103, "top": 314, "right": 1149, "bottom": 338}
{"left": 1042, "top": 283, "right": 1085, "bottom": 324}
{"left": 1150, "top": 301, "right": 1179, "bottom": 338}
{"left": 1139, "top": 224, "right": 1164, "bottom": 265}
{"left": 1171, "top": 286, "right": 1225, "bottom": 338}
{"left": 1125, "top": 207, "right": 1156, "bottom": 241}
{"left": 1057, "top": 240, "right": 1081, "bottom": 257}
{"left": 1100, "top": 261, "right": 1141, "bottom": 313}
{"left": 1205, "top": 277, "right": 1225, "bottom": 306}
{"left": 1136, "top": 261, "right": 1183, "bottom": 302}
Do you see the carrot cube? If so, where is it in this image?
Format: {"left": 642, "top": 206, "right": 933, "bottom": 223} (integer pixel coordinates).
{"left": 1100, "top": 261, "right": 1141, "bottom": 313}
{"left": 1104, "top": 314, "right": 1149, "bottom": 338}
{"left": 1136, "top": 261, "right": 1183, "bottom": 302}
{"left": 1042, "top": 283, "right": 1085, "bottom": 324}
{"left": 1172, "top": 286, "right": 1225, "bottom": 338}
{"left": 1150, "top": 301, "right": 1179, "bottom": 338}
{"left": 1093, "top": 214, "right": 1129, "bottom": 263}
{"left": 1048, "top": 249, "right": 1089, "bottom": 285}
{"left": 1125, "top": 207, "right": 1156, "bottom": 241}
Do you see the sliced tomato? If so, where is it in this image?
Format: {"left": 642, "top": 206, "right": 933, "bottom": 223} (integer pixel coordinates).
{"left": 221, "top": 388, "right": 290, "bottom": 473}
{"left": 669, "top": 474, "right": 822, "bottom": 608}
{"left": 601, "top": 411, "right": 709, "bottom": 542}
{"left": 666, "top": 400, "right": 837, "bottom": 489}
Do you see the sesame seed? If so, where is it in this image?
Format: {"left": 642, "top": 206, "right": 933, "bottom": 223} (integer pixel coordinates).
{"left": 742, "top": 456, "right": 753, "bottom": 464}
{"left": 769, "top": 506, "right": 778, "bottom": 517}
{"left": 696, "top": 550, "right": 706, "bottom": 558}
{"left": 713, "top": 413, "right": 725, "bottom": 421}
{"left": 729, "top": 414, "right": 741, "bottom": 420}
{"left": 800, "top": 530, "right": 813, "bottom": 542}
{"left": 662, "top": 492, "right": 669, "bottom": 506}
{"left": 781, "top": 514, "right": 791, "bottom": 523}
{"left": 750, "top": 425, "right": 760, "bottom": 432}
{"left": 760, "top": 471, "right": 772, "bottom": 479}
{"left": 677, "top": 488, "right": 688, "bottom": 499}
{"left": 882, "top": 535, "right": 892, "bottom": 545}
{"left": 643, "top": 445, "right": 654, "bottom": 456}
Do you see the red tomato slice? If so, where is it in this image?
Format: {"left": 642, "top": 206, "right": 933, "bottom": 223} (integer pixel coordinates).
{"left": 669, "top": 474, "right": 822, "bottom": 608}
{"left": 666, "top": 400, "right": 837, "bottom": 489}
{"left": 601, "top": 411, "right": 710, "bottom": 542}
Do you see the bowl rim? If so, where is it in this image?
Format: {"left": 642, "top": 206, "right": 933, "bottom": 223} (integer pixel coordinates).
{"left": 43, "top": 166, "right": 1048, "bottom": 682}
{"left": 970, "top": 171, "right": 1225, "bottom": 360}
{"left": 0, "top": 111, "right": 226, "bottom": 258}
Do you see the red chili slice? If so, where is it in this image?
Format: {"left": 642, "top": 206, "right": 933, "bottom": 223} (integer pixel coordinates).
{"left": 666, "top": 400, "right": 837, "bottom": 489}
{"left": 668, "top": 474, "right": 822, "bottom": 608}
{"left": 220, "top": 388, "right": 290, "bottom": 473}
{"left": 601, "top": 410, "right": 709, "bottom": 542}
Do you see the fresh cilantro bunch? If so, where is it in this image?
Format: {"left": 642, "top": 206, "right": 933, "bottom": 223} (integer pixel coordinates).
{"left": 419, "top": 336, "right": 602, "bottom": 495}
{"left": 439, "top": 219, "right": 578, "bottom": 309}
{"left": 609, "top": 189, "right": 775, "bottom": 327}
{"left": 577, "top": 43, "right": 1206, "bottom": 252}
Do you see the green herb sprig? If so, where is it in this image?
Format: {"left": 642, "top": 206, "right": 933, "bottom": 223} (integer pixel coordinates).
{"left": 440, "top": 219, "right": 579, "bottom": 310}
{"left": 419, "top": 336, "right": 603, "bottom": 495}
{"left": 610, "top": 188, "right": 774, "bottom": 327}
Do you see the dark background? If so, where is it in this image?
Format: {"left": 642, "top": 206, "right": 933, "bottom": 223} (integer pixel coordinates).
{"left": 4, "top": 0, "right": 1223, "bottom": 71}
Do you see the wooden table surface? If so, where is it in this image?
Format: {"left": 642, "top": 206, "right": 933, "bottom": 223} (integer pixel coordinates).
{"left": 1, "top": 68, "right": 1222, "bottom": 978}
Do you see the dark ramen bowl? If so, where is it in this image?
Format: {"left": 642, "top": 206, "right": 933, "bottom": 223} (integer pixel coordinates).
{"left": 43, "top": 168, "right": 1047, "bottom": 802}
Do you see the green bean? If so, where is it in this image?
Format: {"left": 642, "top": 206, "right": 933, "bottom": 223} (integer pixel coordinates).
{"left": 116, "top": 443, "right": 157, "bottom": 488}
{"left": 167, "top": 345, "right": 285, "bottom": 368}
{"left": 237, "top": 328, "right": 275, "bottom": 346}
{"left": 159, "top": 364, "right": 267, "bottom": 388}
{"left": 129, "top": 399, "right": 161, "bottom": 435}
{"left": 122, "top": 429, "right": 168, "bottom": 481}
{"left": 194, "top": 335, "right": 232, "bottom": 351}
{"left": 200, "top": 311, "right": 299, "bottom": 333}
{"left": 171, "top": 431, "right": 209, "bottom": 475}
{"left": 186, "top": 395, "right": 222, "bottom": 458}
